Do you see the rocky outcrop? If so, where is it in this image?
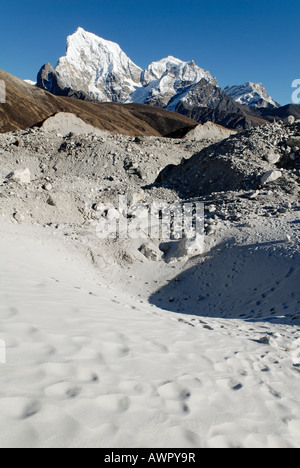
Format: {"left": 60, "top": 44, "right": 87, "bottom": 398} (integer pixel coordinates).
{"left": 0, "top": 68, "right": 200, "bottom": 136}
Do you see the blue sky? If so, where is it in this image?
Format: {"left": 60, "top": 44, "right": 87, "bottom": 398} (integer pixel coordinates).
{"left": 0, "top": 0, "right": 299, "bottom": 105}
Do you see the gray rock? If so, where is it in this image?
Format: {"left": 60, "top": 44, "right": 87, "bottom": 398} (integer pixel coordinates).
{"left": 138, "top": 243, "right": 161, "bottom": 261}
{"left": 13, "top": 212, "right": 24, "bottom": 223}
{"left": 46, "top": 196, "right": 56, "bottom": 207}
{"left": 6, "top": 168, "right": 31, "bottom": 184}
{"left": 265, "top": 151, "right": 280, "bottom": 165}
{"left": 43, "top": 183, "right": 53, "bottom": 192}
{"left": 261, "top": 170, "right": 282, "bottom": 184}
{"left": 284, "top": 115, "right": 295, "bottom": 125}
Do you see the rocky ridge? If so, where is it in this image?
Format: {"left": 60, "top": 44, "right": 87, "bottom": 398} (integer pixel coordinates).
{"left": 155, "top": 120, "right": 300, "bottom": 199}
{"left": 0, "top": 67, "right": 200, "bottom": 136}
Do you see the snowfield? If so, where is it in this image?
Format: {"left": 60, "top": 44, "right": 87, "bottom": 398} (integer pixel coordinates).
{"left": 0, "top": 219, "right": 299, "bottom": 448}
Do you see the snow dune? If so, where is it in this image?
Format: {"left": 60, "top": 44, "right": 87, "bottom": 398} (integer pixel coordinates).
{"left": 0, "top": 223, "right": 300, "bottom": 448}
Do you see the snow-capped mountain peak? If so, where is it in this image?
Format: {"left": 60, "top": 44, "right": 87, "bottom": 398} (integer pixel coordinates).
{"left": 223, "top": 82, "right": 279, "bottom": 109}
{"left": 52, "top": 28, "right": 142, "bottom": 102}
{"left": 141, "top": 55, "right": 217, "bottom": 87}
{"left": 130, "top": 55, "right": 218, "bottom": 107}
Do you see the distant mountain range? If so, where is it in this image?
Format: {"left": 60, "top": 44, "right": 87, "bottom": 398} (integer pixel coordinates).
{"left": 28, "top": 28, "right": 300, "bottom": 130}
{"left": 0, "top": 68, "right": 200, "bottom": 137}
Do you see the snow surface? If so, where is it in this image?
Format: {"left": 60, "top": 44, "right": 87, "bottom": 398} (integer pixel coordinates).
{"left": 0, "top": 217, "right": 299, "bottom": 448}
{"left": 141, "top": 56, "right": 216, "bottom": 87}
{"left": 223, "top": 82, "right": 279, "bottom": 109}
{"left": 24, "top": 80, "right": 37, "bottom": 86}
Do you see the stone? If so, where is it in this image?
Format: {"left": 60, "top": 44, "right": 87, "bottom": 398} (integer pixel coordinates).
{"left": 138, "top": 243, "right": 161, "bottom": 261}
{"left": 258, "top": 336, "right": 270, "bottom": 345}
{"left": 43, "top": 183, "right": 52, "bottom": 192}
{"left": 13, "top": 138, "right": 24, "bottom": 148}
{"left": 265, "top": 151, "right": 280, "bottom": 165}
{"left": 6, "top": 168, "right": 31, "bottom": 184}
{"left": 245, "top": 190, "right": 260, "bottom": 200}
{"left": 206, "top": 227, "right": 215, "bottom": 236}
{"left": 46, "top": 196, "right": 56, "bottom": 207}
{"left": 13, "top": 212, "right": 24, "bottom": 223}
{"left": 261, "top": 170, "right": 282, "bottom": 184}
{"left": 284, "top": 115, "right": 295, "bottom": 125}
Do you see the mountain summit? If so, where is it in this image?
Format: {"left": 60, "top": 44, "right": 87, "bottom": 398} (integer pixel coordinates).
{"left": 37, "top": 28, "right": 217, "bottom": 107}
{"left": 38, "top": 27, "right": 142, "bottom": 102}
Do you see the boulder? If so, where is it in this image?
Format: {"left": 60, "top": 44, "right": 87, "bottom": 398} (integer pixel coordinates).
{"left": 6, "top": 168, "right": 31, "bottom": 184}
{"left": 261, "top": 170, "right": 282, "bottom": 184}
{"left": 138, "top": 243, "right": 162, "bottom": 261}
{"left": 265, "top": 151, "right": 281, "bottom": 165}
{"left": 284, "top": 115, "right": 295, "bottom": 125}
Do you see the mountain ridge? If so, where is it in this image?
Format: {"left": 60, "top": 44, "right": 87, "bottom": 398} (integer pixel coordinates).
{"left": 224, "top": 82, "right": 280, "bottom": 109}
{"left": 0, "top": 68, "right": 200, "bottom": 137}
{"left": 36, "top": 29, "right": 277, "bottom": 112}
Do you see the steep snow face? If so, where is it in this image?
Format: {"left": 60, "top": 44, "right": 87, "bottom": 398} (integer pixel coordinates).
{"left": 130, "top": 56, "right": 218, "bottom": 107}
{"left": 54, "top": 28, "right": 142, "bottom": 102}
{"left": 223, "top": 82, "right": 279, "bottom": 109}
